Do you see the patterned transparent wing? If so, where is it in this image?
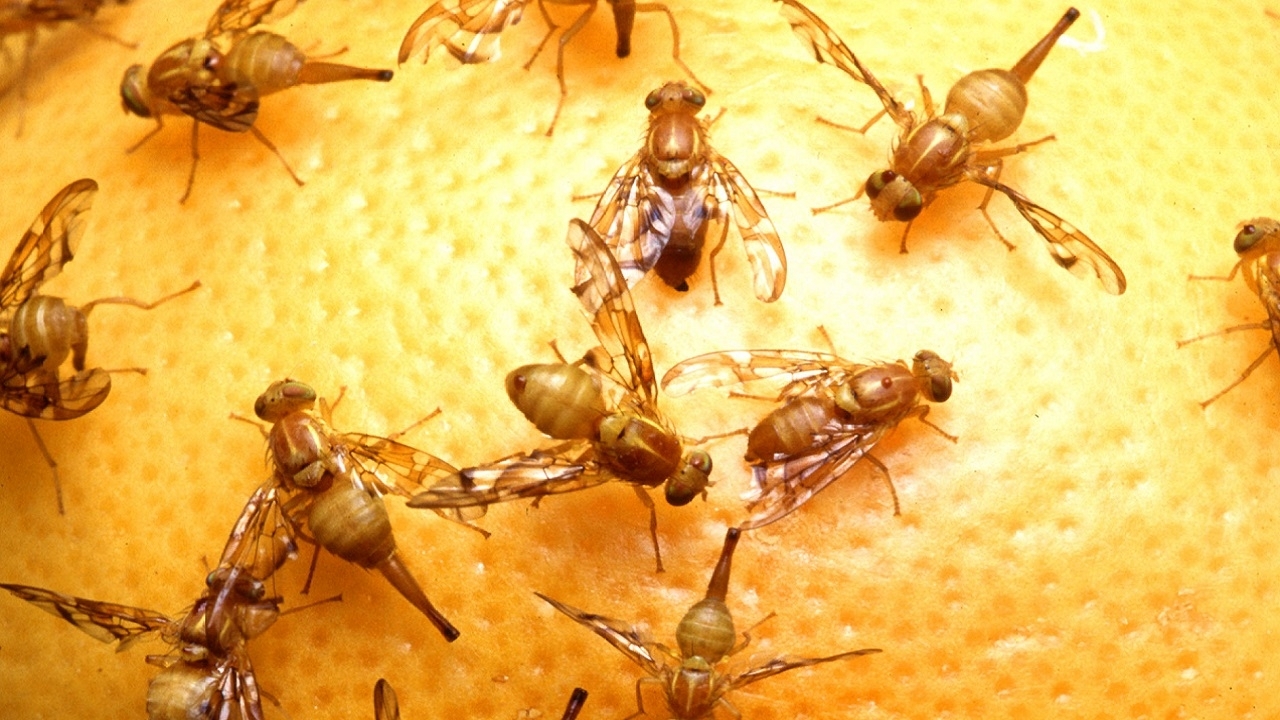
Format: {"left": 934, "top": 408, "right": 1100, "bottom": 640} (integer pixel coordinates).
{"left": 581, "top": 153, "right": 654, "bottom": 301}
{"left": 0, "top": 583, "right": 172, "bottom": 650}
{"left": 374, "top": 679, "right": 400, "bottom": 720}
{"left": 206, "top": 0, "right": 303, "bottom": 38}
{"left": 726, "top": 648, "right": 882, "bottom": 690}
{"left": 342, "top": 432, "right": 461, "bottom": 497}
{"left": 211, "top": 483, "right": 299, "bottom": 587}
{"left": 567, "top": 219, "right": 658, "bottom": 410}
{"left": 661, "top": 349, "right": 850, "bottom": 400}
{"left": 709, "top": 154, "right": 787, "bottom": 302}
{"left": 0, "top": 178, "right": 95, "bottom": 312}
{"left": 773, "top": 0, "right": 911, "bottom": 127}
{"left": 398, "top": 0, "right": 528, "bottom": 64}
{"left": 172, "top": 81, "right": 260, "bottom": 133}
{"left": 0, "top": 365, "right": 111, "bottom": 420}
{"left": 974, "top": 175, "right": 1126, "bottom": 295}
{"left": 742, "top": 421, "right": 885, "bottom": 530}
{"left": 407, "top": 447, "right": 611, "bottom": 509}
{"left": 535, "top": 592, "right": 664, "bottom": 678}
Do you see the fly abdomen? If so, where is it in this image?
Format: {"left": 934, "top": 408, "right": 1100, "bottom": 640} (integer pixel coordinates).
{"left": 506, "top": 363, "right": 606, "bottom": 439}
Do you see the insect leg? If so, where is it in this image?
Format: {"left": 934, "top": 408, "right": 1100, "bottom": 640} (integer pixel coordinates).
{"left": 523, "top": 0, "right": 561, "bottom": 72}
{"left": 1187, "top": 259, "right": 1245, "bottom": 283}
{"left": 626, "top": 676, "right": 665, "bottom": 720}
{"left": 633, "top": 2, "right": 711, "bottom": 93}
{"left": 1196, "top": 345, "right": 1273, "bottom": 408}
{"left": 631, "top": 485, "right": 664, "bottom": 573}
{"left": 125, "top": 118, "right": 165, "bottom": 154}
{"left": 915, "top": 74, "right": 935, "bottom": 116}
{"left": 1176, "top": 321, "right": 1270, "bottom": 349}
{"left": 179, "top": 120, "right": 201, "bottom": 205}
{"left": 973, "top": 158, "right": 1018, "bottom": 251}
{"left": 79, "top": 280, "right": 202, "bottom": 316}
{"left": 247, "top": 126, "right": 304, "bottom": 189}
{"left": 544, "top": 0, "right": 598, "bottom": 136}
{"left": 25, "top": 419, "right": 63, "bottom": 514}
{"left": 910, "top": 404, "right": 958, "bottom": 443}
{"left": 863, "top": 453, "right": 900, "bottom": 516}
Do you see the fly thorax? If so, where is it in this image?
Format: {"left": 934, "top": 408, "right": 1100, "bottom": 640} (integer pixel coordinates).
{"left": 664, "top": 450, "right": 712, "bottom": 506}
{"left": 944, "top": 69, "right": 1028, "bottom": 144}
{"left": 505, "top": 363, "right": 605, "bottom": 439}
{"left": 670, "top": 659, "right": 716, "bottom": 719}
{"left": 647, "top": 113, "right": 702, "bottom": 180}
{"left": 893, "top": 114, "right": 970, "bottom": 188}
{"left": 835, "top": 364, "right": 918, "bottom": 422}
{"left": 268, "top": 413, "right": 331, "bottom": 489}
{"left": 596, "top": 413, "right": 681, "bottom": 487}
{"left": 146, "top": 664, "right": 219, "bottom": 720}
{"left": 8, "top": 296, "right": 85, "bottom": 372}
{"left": 676, "top": 597, "right": 735, "bottom": 663}
{"left": 149, "top": 39, "right": 217, "bottom": 94}
{"left": 309, "top": 479, "right": 397, "bottom": 569}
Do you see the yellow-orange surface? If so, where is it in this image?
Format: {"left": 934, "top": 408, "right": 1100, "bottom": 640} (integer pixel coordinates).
{"left": 1, "top": 1, "right": 1279, "bottom": 718}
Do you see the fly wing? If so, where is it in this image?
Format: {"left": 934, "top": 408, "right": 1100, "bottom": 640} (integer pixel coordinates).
{"left": 0, "top": 583, "right": 172, "bottom": 651}
{"left": 0, "top": 178, "right": 95, "bottom": 312}
{"left": 205, "top": 0, "right": 303, "bottom": 39}
{"left": 407, "top": 447, "right": 611, "bottom": 509}
{"left": 726, "top": 647, "right": 882, "bottom": 690}
{"left": 581, "top": 152, "right": 657, "bottom": 305}
{"left": 398, "top": 0, "right": 527, "bottom": 65}
{"left": 709, "top": 154, "right": 786, "bottom": 302}
{"left": 773, "top": 0, "right": 912, "bottom": 127}
{"left": 535, "top": 592, "right": 664, "bottom": 677}
{"left": 742, "top": 421, "right": 884, "bottom": 530}
{"left": 172, "top": 81, "right": 260, "bottom": 133}
{"left": 374, "top": 679, "right": 400, "bottom": 720}
{"left": 211, "top": 483, "right": 299, "bottom": 587}
{"left": 660, "top": 349, "right": 848, "bottom": 400}
{"left": 0, "top": 365, "right": 111, "bottom": 420}
{"left": 342, "top": 432, "right": 461, "bottom": 497}
{"left": 973, "top": 174, "right": 1126, "bottom": 295}
{"left": 568, "top": 219, "right": 659, "bottom": 411}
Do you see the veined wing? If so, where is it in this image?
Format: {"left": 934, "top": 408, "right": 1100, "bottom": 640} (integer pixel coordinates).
{"left": 172, "top": 81, "right": 259, "bottom": 133}
{"left": 661, "top": 349, "right": 850, "bottom": 400}
{"left": 726, "top": 648, "right": 882, "bottom": 691}
{"left": 211, "top": 483, "right": 299, "bottom": 587}
{"left": 0, "top": 178, "right": 95, "bottom": 311}
{"left": 708, "top": 153, "right": 787, "bottom": 302}
{"left": 535, "top": 592, "right": 664, "bottom": 677}
{"left": 407, "top": 448, "right": 611, "bottom": 509}
{"left": 374, "top": 679, "right": 400, "bottom": 720}
{"left": 773, "top": 0, "right": 911, "bottom": 128}
{"left": 208, "top": 653, "right": 269, "bottom": 720}
{"left": 0, "top": 365, "right": 111, "bottom": 420}
{"left": 568, "top": 219, "right": 659, "bottom": 410}
{"left": 0, "top": 583, "right": 173, "bottom": 650}
{"left": 341, "top": 432, "right": 460, "bottom": 498}
{"left": 581, "top": 151, "right": 652, "bottom": 295}
{"left": 973, "top": 174, "right": 1126, "bottom": 295}
{"left": 398, "top": 0, "right": 527, "bottom": 65}
{"left": 206, "top": 0, "right": 303, "bottom": 39}
{"left": 742, "top": 420, "right": 884, "bottom": 530}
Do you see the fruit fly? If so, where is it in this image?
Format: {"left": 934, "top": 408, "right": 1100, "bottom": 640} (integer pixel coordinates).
{"left": 409, "top": 219, "right": 713, "bottom": 572}
{"left": 373, "top": 680, "right": 588, "bottom": 720}
{"left": 0, "top": 571, "right": 311, "bottom": 720}
{"left": 581, "top": 81, "right": 786, "bottom": 307}
{"left": 1, "top": 178, "right": 199, "bottom": 513}
{"left": 661, "top": 337, "right": 956, "bottom": 528}
{"left": 776, "top": 0, "right": 1126, "bottom": 295}
{"left": 0, "top": 1, "right": 132, "bottom": 133}
{"left": 537, "top": 527, "right": 880, "bottom": 719}
{"left": 1178, "top": 218, "right": 1280, "bottom": 407}
{"left": 398, "top": 0, "right": 708, "bottom": 135}
{"left": 120, "top": 0, "right": 394, "bottom": 202}
{"left": 224, "top": 378, "right": 471, "bottom": 642}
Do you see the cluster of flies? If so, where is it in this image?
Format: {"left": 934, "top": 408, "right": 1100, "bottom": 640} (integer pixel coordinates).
{"left": 5, "top": 0, "right": 1276, "bottom": 717}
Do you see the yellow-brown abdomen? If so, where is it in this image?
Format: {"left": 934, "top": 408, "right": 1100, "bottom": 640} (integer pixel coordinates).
{"left": 308, "top": 480, "right": 396, "bottom": 569}
{"left": 221, "top": 32, "right": 304, "bottom": 96}
{"left": 8, "top": 296, "right": 87, "bottom": 372}
{"left": 747, "top": 395, "right": 841, "bottom": 463}
{"left": 506, "top": 363, "right": 605, "bottom": 439}
{"left": 944, "top": 69, "right": 1028, "bottom": 144}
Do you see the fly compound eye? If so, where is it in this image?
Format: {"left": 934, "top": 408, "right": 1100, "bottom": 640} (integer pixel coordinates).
{"left": 685, "top": 88, "right": 706, "bottom": 107}
{"left": 645, "top": 90, "right": 662, "bottom": 110}
{"left": 865, "top": 170, "right": 896, "bottom": 200}
{"left": 664, "top": 450, "right": 713, "bottom": 507}
{"left": 894, "top": 187, "right": 923, "bottom": 222}
{"left": 1235, "top": 224, "right": 1266, "bottom": 254}
{"left": 913, "top": 350, "right": 953, "bottom": 402}
{"left": 120, "top": 66, "right": 151, "bottom": 117}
